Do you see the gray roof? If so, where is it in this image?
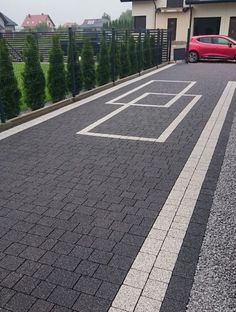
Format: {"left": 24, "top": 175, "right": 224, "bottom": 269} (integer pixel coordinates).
{"left": 0, "top": 12, "right": 17, "bottom": 26}
{"left": 80, "top": 18, "right": 107, "bottom": 29}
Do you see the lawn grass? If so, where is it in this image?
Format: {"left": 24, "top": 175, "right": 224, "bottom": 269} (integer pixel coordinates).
{"left": 13, "top": 62, "right": 51, "bottom": 112}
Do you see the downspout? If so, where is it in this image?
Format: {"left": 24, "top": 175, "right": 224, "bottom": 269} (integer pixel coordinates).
{"left": 152, "top": 0, "right": 157, "bottom": 29}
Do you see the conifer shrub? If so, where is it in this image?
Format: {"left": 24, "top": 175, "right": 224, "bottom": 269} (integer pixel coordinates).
{"left": 81, "top": 37, "right": 96, "bottom": 90}
{"left": 128, "top": 35, "right": 138, "bottom": 75}
{"left": 150, "top": 35, "right": 156, "bottom": 67}
{"left": 0, "top": 38, "right": 21, "bottom": 120}
{"left": 143, "top": 33, "right": 152, "bottom": 70}
{"left": 22, "top": 34, "right": 45, "bottom": 110}
{"left": 109, "top": 40, "right": 120, "bottom": 81}
{"left": 48, "top": 35, "right": 67, "bottom": 102}
{"left": 97, "top": 38, "right": 110, "bottom": 86}
{"left": 137, "top": 33, "right": 143, "bottom": 73}
{"left": 67, "top": 32, "right": 83, "bottom": 96}
{"left": 119, "top": 42, "right": 130, "bottom": 79}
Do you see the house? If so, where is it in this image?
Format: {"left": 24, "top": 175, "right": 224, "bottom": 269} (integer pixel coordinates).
{"left": 0, "top": 12, "right": 17, "bottom": 32}
{"left": 63, "top": 22, "right": 79, "bottom": 30}
{"left": 120, "top": 0, "right": 236, "bottom": 42}
{"left": 79, "top": 18, "right": 107, "bottom": 31}
{"left": 22, "top": 13, "right": 55, "bottom": 30}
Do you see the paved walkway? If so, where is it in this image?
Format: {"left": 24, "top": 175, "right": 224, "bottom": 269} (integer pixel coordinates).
{"left": 0, "top": 63, "right": 235, "bottom": 312}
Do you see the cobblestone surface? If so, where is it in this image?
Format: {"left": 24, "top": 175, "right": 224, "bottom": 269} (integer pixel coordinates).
{"left": 0, "top": 63, "right": 236, "bottom": 311}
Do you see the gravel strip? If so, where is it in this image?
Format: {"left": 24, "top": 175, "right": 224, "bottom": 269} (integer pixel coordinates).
{"left": 187, "top": 112, "right": 236, "bottom": 312}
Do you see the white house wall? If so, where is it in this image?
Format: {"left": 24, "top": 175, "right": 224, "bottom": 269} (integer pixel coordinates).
{"left": 132, "top": 1, "right": 236, "bottom": 42}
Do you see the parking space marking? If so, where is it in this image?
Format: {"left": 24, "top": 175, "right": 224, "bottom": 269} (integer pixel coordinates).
{"left": 77, "top": 80, "right": 200, "bottom": 143}
{"left": 109, "top": 81, "right": 236, "bottom": 311}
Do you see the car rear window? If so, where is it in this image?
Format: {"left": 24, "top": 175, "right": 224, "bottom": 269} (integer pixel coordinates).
{"left": 197, "top": 37, "right": 212, "bottom": 43}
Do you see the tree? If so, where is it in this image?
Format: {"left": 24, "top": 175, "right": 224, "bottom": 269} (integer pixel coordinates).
{"left": 143, "top": 32, "right": 151, "bottom": 69}
{"left": 137, "top": 33, "right": 143, "bottom": 72}
{"left": 109, "top": 40, "right": 120, "bottom": 81}
{"left": 22, "top": 34, "right": 45, "bottom": 110}
{"left": 97, "top": 38, "right": 110, "bottom": 86}
{"left": 119, "top": 42, "right": 130, "bottom": 78}
{"left": 0, "top": 38, "right": 21, "bottom": 120}
{"left": 81, "top": 37, "right": 96, "bottom": 90}
{"left": 34, "top": 22, "right": 52, "bottom": 32}
{"left": 48, "top": 35, "right": 67, "bottom": 102}
{"left": 103, "top": 9, "right": 133, "bottom": 30}
{"left": 150, "top": 35, "right": 156, "bottom": 67}
{"left": 67, "top": 31, "right": 83, "bottom": 96}
{"left": 128, "top": 35, "right": 138, "bottom": 75}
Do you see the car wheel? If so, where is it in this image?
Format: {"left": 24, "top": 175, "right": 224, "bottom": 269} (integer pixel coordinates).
{"left": 188, "top": 51, "right": 199, "bottom": 63}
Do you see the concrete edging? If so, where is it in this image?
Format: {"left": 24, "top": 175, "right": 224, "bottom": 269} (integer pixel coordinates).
{"left": 0, "top": 62, "right": 169, "bottom": 133}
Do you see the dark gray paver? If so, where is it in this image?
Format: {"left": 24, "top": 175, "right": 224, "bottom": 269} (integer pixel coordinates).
{"left": 0, "top": 63, "right": 236, "bottom": 311}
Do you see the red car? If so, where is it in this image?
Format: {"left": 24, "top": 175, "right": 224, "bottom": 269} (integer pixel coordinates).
{"left": 188, "top": 35, "right": 236, "bottom": 63}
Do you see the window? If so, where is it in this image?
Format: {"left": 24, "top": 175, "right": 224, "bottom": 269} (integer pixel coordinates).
{"left": 198, "top": 37, "right": 212, "bottom": 43}
{"left": 134, "top": 16, "right": 146, "bottom": 30}
{"left": 167, "top": 0, "right": 183, "bottom": 8}
{"left": 212, "top": 37, "right": 230, "bottom": 45}
{"left": 168, "top": 18, "right": 177, "bottom": 41}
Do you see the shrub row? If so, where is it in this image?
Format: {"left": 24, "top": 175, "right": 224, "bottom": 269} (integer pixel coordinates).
{"left": 0, "top": 32, "right": 158, "bottom": 121}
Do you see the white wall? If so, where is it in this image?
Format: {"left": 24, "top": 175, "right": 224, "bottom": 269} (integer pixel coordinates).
{"left": 132, "top": 1, "right": 236, "bottom": 42}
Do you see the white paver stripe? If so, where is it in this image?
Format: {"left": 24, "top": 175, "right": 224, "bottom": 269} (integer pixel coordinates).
{"left": 109, "top": 81, "right": 236, "bottom": 312}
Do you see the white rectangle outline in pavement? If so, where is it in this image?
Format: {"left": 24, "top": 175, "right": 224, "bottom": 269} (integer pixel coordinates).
{"left": 77, "top": 81, "right": 199, "bottom": 143}
{"left": 109, "top": 81, "right": 236, "bottom": 312}
{"left": 106, "top": 80, "right": 196, "bottom": 105}
{"left": 0, "top": 64, "right": 175, "bottom": 141}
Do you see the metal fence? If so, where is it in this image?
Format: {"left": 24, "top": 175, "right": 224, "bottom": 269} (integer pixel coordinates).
{"left": 2, "top": 28, "right": 171, "bottom": 64}
{"left": 0, "top": 28, "right": 171, "bottom": 123}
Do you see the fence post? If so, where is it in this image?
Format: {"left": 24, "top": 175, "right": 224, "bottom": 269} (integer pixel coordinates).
{"left": 159, "top": 30, "right": 163, "bottom": 65}
{"left": 137, "top": 30, "right": 142, "bottom": 75}
{"left": 111, "top": 28, "right": 115, "bottom": 84}
{"left": 168, "top": 31, "right": 172, "bottom": 62}
{"left": 68, "top": 27, "right": 76, "bottom": 98}
{"left": 0, "top": 33, "right": 6, "bottom": 123}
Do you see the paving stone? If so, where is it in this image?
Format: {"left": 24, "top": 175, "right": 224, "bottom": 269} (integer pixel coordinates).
{"left": 51, "top": 305, "right": 72, "bottom": 312}
{"left": 47, "top": 268, "right": 80, "bottom": 288}
{"left": 33, "top": 264, "right": 53, "bottom": 280}
{"left": 14, "top": 275, "right": 40, "bottom": 294}
{"left": 0, "top": 287, "right": 16, "bottom": 307}
{"left": 74, "top": 276, "right": 102, "bottom": 295}
{"left": 52, "top": 241, "right": 74, "bottom": 255}
{"left": 20, "top": 234, "right": 45, "bottom": 247}
{"left": 96, "top": 281, "right": 120, "bottom": 300}
{"left": 4, "top": 242, "right": 27, "bottom": 256}
{"left": 91, "top": 238, "right": 116, "bottom": 252}
{"left": 0, "top": 255, "right": 25, "bottom": 271}
{"left": 29, "top": 299, "right": 54, "bottom": 312}
{"left": 20, "top": 246, "right": 45, "bottom": 261}
{"left": 32, "top": 281, "right": 56, "bottom": 300}
{"left": 89, "top": 249, "right": 113, "bottom": 265}
{"left": 0, "top": 272, "right": 23, "bottom": 288}
{"left": 112, "top": 285, "right": 141, "bottom": 312}
{"left": 48, "top": 286, "right": 79, "bottom": 308}
{"left": 40, "top": 238, "right": 57, "bottom": 251}
{"left": 5, "top": 292, "right": 36, "bottom": 312}
{"left": 39, "top": 251, "right": 59, "bottom": 265}
{"left": 73, "top": 293, "right": 110, "bottom": 312}
{"left": 59, "top": 231, "right": 81, "bottom": 244}
{"left": 0, "top": 267, "right": 10, "bottom": 281}
{"left": 75, "top": 260, "right": 99, "bottom": 276}
{"left": 54, "top": 254, "right": 81, "bottom": 271}
{"left": 94, "top": 265, "right": 127, "bottom": 284}
{"left": 17, "top": 260, "right": 41, "bottom": 276}
{"left": 70, "top": 245, "right": 93, "bottom": 259}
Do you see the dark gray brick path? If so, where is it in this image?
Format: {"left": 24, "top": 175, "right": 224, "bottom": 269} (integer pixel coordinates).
{"left": 0, "top": 63, "right": 236, "bottom": 311}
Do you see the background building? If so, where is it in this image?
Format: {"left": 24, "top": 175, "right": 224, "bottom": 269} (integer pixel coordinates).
{"left": 22, "top": 13, "right": 55, "bottom": 31}
{"left": 0, "top": 12, "right": 17, "bottom": 33}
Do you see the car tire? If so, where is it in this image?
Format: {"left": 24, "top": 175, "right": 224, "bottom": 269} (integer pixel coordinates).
{"left": 188, "top": 51, "right": 199, "bottom": 63}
